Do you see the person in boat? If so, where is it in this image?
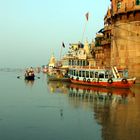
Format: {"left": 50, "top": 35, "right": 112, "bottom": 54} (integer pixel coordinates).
{"left": 25, "top": 67, "right": 35, "bottom": 77}
{"left": 25, "top": 70, "right": 28, "bottom": 77}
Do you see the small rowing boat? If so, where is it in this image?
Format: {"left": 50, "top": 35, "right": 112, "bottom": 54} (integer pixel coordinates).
{"left": 24, "top": 67, "right": 35, "bottom": 80}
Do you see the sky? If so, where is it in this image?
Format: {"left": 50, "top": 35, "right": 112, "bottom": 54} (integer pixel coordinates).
{"left": 0, "top": 0, "right": 110, "bottom": 68}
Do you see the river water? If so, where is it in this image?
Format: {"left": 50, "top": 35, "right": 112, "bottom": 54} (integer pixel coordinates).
{"left": 0, "top": 70, "right": 140, "bottom": 140}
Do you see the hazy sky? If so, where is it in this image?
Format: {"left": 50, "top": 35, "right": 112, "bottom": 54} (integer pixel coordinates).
{"left": 0, "top": 0, "right": 110, "bottom": 68}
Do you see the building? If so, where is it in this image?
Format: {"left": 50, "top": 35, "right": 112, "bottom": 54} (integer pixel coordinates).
{"left": 94, "top": 8, "right": 112, "bottom": 68}
{"left": 110, "top": 0, "right": 140, "bottom": 83}
{"left": 61, "top": 41, "right": 96, "bottom": 69}
{"left": 95, "top": 0, "right": 140, "bottom": 83}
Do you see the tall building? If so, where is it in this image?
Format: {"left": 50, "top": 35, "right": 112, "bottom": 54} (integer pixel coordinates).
{"left": 110, "top": 0, "right": 140, "bottom": 83}
{"left": 94, "top": 8, "right": 112, "bottom": 68}
{"left": 95, "top": 0, "right": 140, "bottom": 83}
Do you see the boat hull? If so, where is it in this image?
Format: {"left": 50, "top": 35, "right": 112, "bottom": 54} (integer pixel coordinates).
{"left": 70, "top": 78, "right": 135, "bottom": 89}
{"left": 69, "top": 83, "right": 132, "bottom": 95}
{"left": 25, "top": 76, "right": 35, "bottom": 80}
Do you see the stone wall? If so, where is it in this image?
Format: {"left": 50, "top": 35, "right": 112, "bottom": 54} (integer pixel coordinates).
{"left": 111, "top": 21, "right": 140, "bottom": 83}
{"left": 110, "top": 0, "right": 140, "bottom": 83}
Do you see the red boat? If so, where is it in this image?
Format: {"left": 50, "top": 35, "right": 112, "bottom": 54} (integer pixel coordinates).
{"left": 69, "top": 67, "right": 136, "bottom": 89}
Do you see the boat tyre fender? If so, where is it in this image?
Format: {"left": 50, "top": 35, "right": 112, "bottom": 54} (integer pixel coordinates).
{"left": 108, "top": 78, "right": 113, "bottom": 84}
{"left": 122, "top": 78, "right": 128, "bottom": 84}
{"left": 71, "top": 77, "right": 74, "bottom": 80}
{"left": 76, "top": 77, "right": 79, "bottom": 81}
{"left": 83, "top": 78, "right": 86, "bottom": 82}
{"left": 87, "top": 79, "right": 90, "bottom": 83}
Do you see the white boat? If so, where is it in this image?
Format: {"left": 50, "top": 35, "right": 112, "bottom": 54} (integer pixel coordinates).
{"left": 68, "top": 67, "right": 136, "bottom": 89}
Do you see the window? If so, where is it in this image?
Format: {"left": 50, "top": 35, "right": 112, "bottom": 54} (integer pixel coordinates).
{"left": 79, "top": 71, "right": 82, "bottom": 77}
{"left": 74, "top": 70, "right": 75, "bottom": 76}
{"left": 77, "top": 60, "right": 79, "bottom": 66}
{"left": 80, "top": 60, "right": 82, "bottom": 66}
{"left": 72, "top": 60, "right": 74, "bottom": 65}
{"left": 136, "top": 0, "right": 140, "bottom": 5}
{"left": 95, "top": 72, "right": 98, "bottom": 78}
{"left": 83, "top": 60, "right": 86, "bottom": 66}
{"left": 82, "top": 71, "right": 85, "bottom": 77}
{"left": 76, "top": 70, "right": 78, "bottom": 76}
{"left": 86, "top": 71, "right": 89, "bottom": 78}
{"left": 69, "top": 70, "right": 72, "bottom": 75}
{"left": 105, "top": 71, "right": 109, "bottom": 78}
{"left": 90, "top": 71, "right": 94, "bottom": 78}
{"left": 117, "top": 1, "right": 121, "bottom": 9}
{"left": 69, "top": 60, "right": 71, "bottom": 66}
{"left": 99, "top": 73, "right": 104, "bottom": 78}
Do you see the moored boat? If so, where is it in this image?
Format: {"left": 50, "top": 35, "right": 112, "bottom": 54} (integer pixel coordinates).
{"left": 42, "top": 65, "right": 48, "bottom": 73}
{"left": 47, "top": 68, "right": 70, "bottom": 82}
{"left": 69, "top": 67, "right": 136, "bottom": 88}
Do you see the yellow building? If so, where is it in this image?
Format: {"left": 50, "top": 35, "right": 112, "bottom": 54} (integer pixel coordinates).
{"left": 61, "top": 41, "right": 95, "bottom": 69}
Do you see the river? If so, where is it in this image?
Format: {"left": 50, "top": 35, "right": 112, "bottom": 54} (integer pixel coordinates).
{"left": 0, "top": 70, "right": 140, "bottom": 140}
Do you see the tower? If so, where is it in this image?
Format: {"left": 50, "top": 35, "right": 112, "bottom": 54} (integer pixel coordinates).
{"left": 110, "top": 0, "right": 140, "bottom": 82}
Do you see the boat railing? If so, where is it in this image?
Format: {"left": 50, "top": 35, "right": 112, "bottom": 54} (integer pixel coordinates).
{"left": 69, "top": 65, "right": 109, "bottom": 70}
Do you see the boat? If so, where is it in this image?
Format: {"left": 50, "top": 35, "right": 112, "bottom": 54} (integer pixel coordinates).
{"left": 47, "top": 68, "right": 70, "bottom": 82}
{"left": 47, "top": 74, "right": 70, "bottom": 82}
{"left": 68, "top": 67, "right": 136, "bottom": 88}
{"left": 47, "top": 53, "right": 70, "bottom": 82}
{"left": 24, "top": 68, "right": 35, "bottom": 80}
{"left": 42, "top": 65, "right": 48, "bottom": 73}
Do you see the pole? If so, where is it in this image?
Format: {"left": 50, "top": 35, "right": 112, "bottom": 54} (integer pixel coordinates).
{"left": 81, "top": 21, "right": 88, "bottom": 43}
{"left": 59, "top": 45, "right": 62, "bottom": 60}
{"left": 81, "top": 12, "right": 89, "bottom": 43}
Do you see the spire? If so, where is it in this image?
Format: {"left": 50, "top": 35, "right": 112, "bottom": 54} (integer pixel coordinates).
{"left": 49, "top": 53, "right": 56, "bottom": 67}
{"left": 84, "top": 40, "right": 90, "bottom": 54}
{"left": 91, "top": 39, "right": 95, "bottom": 49}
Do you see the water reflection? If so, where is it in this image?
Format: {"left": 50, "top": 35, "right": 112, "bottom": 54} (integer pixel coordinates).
{"left": 24, "top": 79, "right": 35, "bottom": 87}
{"left": 68, "top": 84, "right": 140, "bottom": 140}
{"left": 47, "top": 80, "right": 69, "bottom": 94}
{"left": 69, "top": 84, "right": 135, "bottom": 104}
{"left": 47, "top": 81, "right": 140, "bottom": 140}
{"left": 47, "top": 81, "right": 135, "bottom": 105}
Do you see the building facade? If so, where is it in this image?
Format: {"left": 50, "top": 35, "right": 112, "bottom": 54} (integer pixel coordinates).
{"left": 110, "top": 0, "right": 140, "bottom": 83}
{"left": 95, "top": 0, "right": 140, "bottom": 83}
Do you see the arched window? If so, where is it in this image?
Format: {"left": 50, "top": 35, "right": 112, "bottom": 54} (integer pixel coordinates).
{"left": 136, "top": 0, "right": 140, "bottom": 5}
{"left": 117, "top": 1, "right": 121, "bottom": 9}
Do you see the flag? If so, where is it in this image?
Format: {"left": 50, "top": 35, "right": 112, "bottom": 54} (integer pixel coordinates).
{"left": 85, "top": 12, "right": 89, "bottom": 21}
{"left": 62, "top": 42, "right": 65, "bottom": 48}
